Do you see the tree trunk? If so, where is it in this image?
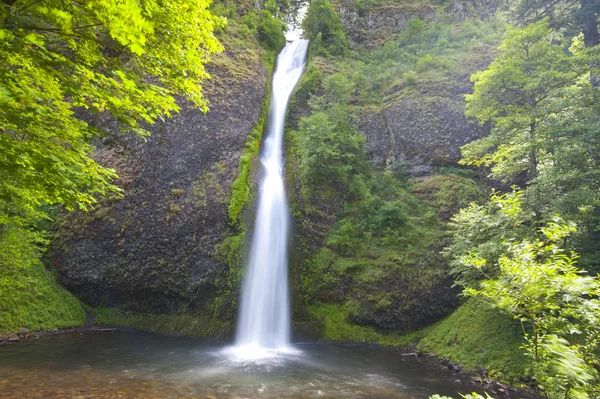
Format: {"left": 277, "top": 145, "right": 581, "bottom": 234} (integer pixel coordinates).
{"left": 529, "top": 122, "right": 538, "bottom": 180}
{"left": 581, "top": 0, "right": 599, "bottom": 47}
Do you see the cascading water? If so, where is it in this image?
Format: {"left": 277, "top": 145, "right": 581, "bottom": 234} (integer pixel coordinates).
{"left": 234, "top": 40, "right": 309, "bottom": 354}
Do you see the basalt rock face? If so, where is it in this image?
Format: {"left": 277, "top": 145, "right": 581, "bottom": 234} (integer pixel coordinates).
{"left": 360, "top": 79, "right": 492, "bottom": 174}
{"left": 335, "top": 0, "right": 498, "bottom": 46}
{"left": 335, "top": 2, "right": 436, "bottom": 46}
{"left": 335, "top": 0, "right": 497, "bottom": 173}
{"left": 52, "top": 49, "right": 267, "bottom": 318}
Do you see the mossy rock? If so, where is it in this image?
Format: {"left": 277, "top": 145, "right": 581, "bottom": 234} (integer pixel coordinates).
{"left": 418, "top": 300, "right": 532, "bottom": 382}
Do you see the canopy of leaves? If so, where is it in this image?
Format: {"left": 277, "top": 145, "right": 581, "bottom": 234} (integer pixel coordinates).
{"left": 0, "top": 0, "right": 224, "bottom": 332}
{"left": 0, "top": 0, "right": 223, "bottom": 216}
{"left": 462, "top": 20, "right": 600, "bottom": 263}
{"left": 508, "top": 0, "right": 599, "bottom": 46}
{"left": 444, "top": 190, "right": 536, "bottom": 288}
{"left": 295, "top": 73, "right": 368, "bottom": 191}
{"left": 463, "top": 21, "right": 586, "bottom": 182}
{"left": 464, "top": 221, "right": 600, "bottom": 399}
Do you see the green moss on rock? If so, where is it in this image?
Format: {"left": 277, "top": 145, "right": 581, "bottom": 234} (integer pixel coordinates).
{"left": 227, "top": 86, "right": 270, "bottom": 226}
{"left": 0, "top": 261, "right": 85, "bottom": 333}
{"left": 418, "top": 300, "right": 532, "bottom": 382}
{"left": 308, "top": 302, "right": 430, "bottom": 347}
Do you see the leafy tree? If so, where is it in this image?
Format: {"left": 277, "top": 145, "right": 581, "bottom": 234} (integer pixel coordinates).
{"left": 295, "top": 73, "right": 367, "bottom": 192}
{"left": 463, "top": 21, "right": 586, "bottom": 184}
{"left": 463, "top": 221, "right": 600, "bottom": 399}
{"left": 0, "top": 0, "right": 224, "bottom": 331}
{"left": 444, "top": 189, "right": 535, "bottom": 288}
{"left": 302, "top": 0, "right": 348, "bottom": 56}
{"left": 295, "top": 112, "right": 366, "bottom": 191}
{"left": 0, "top": 0, "right": 223, "bottom": 217}
{"left": 509, "top": 0, "right": 600, "bottom": 47}
{"left": 243, "top": 9, "right": 286, "bottom": 50}
{"left": 462, "top": 21, "right": 600, "bottom": 236}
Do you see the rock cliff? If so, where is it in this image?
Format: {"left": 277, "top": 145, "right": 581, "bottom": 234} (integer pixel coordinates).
{"left": 51, "top": 33, "right": 268, "bottom": 328}
{"left": 286, "top": 0, "right": 498, "bottom": 339}
{"left": 335, "top": 0, "right": 498, "bottom": 46}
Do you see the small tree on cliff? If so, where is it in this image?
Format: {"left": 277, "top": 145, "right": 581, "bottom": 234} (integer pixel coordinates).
{"left": 302, "top": 0, "right": 348, "bottom": 56}
{"left": 463, "top": 21, "right": 584, "bottom": 182}
{"left": 461, "top": 20, "right": 600, "bottom": 223}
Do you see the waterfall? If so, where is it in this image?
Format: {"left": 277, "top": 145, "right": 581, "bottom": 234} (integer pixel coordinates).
{"left": 235, "top": 40, "right": 309, "bottom": 352}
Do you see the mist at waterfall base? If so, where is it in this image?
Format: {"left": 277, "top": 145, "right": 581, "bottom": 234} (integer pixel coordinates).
{"left": 225, "top": 39, "right": 309, "bottom": 362}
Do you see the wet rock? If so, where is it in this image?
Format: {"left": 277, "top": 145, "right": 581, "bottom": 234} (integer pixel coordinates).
{"left": 17, "top": 328, "right": 29, "bottom": 335}
{"left": 7, "top": 336, "right": 19, "bottom": 342}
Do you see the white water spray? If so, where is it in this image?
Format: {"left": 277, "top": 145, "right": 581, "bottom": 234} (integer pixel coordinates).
{"left": 234, "top": 40, "right": 309, "bottom": 355}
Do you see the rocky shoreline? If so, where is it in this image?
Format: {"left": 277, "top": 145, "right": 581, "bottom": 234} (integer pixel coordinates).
{"left": 0, "top": 326, "right": 118, "bottom": 344}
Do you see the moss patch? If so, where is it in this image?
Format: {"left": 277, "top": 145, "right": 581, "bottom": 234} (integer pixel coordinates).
{"left": 411, "top": 173, "right": 485, "bottom": 221}
{"left": 308, "top": 302, "right": 428, "bottom": 346}
{"left": 308, "top": 302, "right": 431, "bottom": 347}
{"left": 418, "top": 300, "right": 532, "bottom": 383}
{"left": 0, "top": 261, "right": 85, "bottom": 333}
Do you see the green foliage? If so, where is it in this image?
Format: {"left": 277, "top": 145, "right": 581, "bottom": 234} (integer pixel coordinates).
{"left": 444, "top": 189, "right": 535, "bottom": 288}
{"left": 228, "top": 78, "right": 270, "bottom": 226}
{"left": 294, "top": 73, "right": 369, "bottom": 193}
{"left": 411, "top": 174, "right": 485, "bottom": 221}
{"left": 317, "top": 16, "right": 504, "bottom": 105}
{"left": 0, "top": 0, "right": 224, "bottom": 216}
{"left": 464, "top": 222, "right": 600, "bottom": 398}
{"left": 302, "top": 0, "right": 348, "bottom": 56}
{"left": 243, "top": 9, "right": 286, "bottom": 51}
{"left": 463, "top": 21, "right": 587, "bottom": 183}
{"left": 292, "top": 69, "right": 445, "bottom": 286}
{"left": 295, "top": 112, "right": 366, "bottom": 191}
{"left": 325, "top": 174, "right": 441, "bottom": 259}
{"left": 431, "top": 393, "right": 492, "bottom": 399}
{"left": 462, "top": 20, "right": 600, "bottom": 269}
{"left": 228, "top": 156, "right": 254, "bottom": 226}
{"left": 402, "top": 70, "right": 419, "bottom": 86}
{"left": 418, "top": 300, "right": 532, "bottom": 382}
{"left": 307, "top": 302, "right": 428, "bottom": 346}
{"left": 0, "top": 223, "right": 84, "bottom": 332}
{"left": 508, "top": 0, "right": 599, "bottom": 47}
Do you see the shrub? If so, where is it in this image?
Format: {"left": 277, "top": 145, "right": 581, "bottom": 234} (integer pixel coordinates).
{"left": 243, "top": 10, "right": 286, "bottom": 51}
{"left": 302, "top": 0, "right": 348, "bottom": 56}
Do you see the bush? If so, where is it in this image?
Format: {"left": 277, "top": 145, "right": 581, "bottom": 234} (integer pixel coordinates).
{"left": 243, "top": 10, "right": 286, "bottom": 51}
{"left": 295, "top": 112, "right": 366, "bottom": 190}
{"left": 403, "top": 70, "right": 418, "bottom": 86}
{"left": 302, "top": 0, "right": 348, "bottom": 56}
